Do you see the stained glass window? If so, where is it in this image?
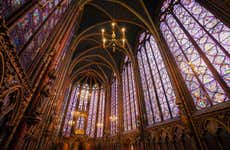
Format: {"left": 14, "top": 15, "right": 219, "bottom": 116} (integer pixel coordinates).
{"left": 0, "top": 0, "right": 29, "bottom": 19}
{"left": 110, "top": 78, "right": 118, "bottom": 135}
{"left": 8, "top": 0, "right": 73, "bottom": 70}
{"left": 63, "top": 83, "right": 106, "bottom": 137}
{"left": 160, "top": 0, "right": 230, "bottom": 110}
{"left": 137, "top": 32, "right": 179, "bottom": 125}
{"left": 96, "top": 88, "right": 105, "bottom": 138}
{"left": 62, "top": 85, "right": 80, "bottom": 136}
{"left": 86, "top": 85, "right": 99, "bottom": 137}
{"left": 122, "top": 57, "right": 138, "bottom": 131}
{"left": 86, "top": 85, "right": 98, "bottom": 135}
{"left": 74, "top": 84, "right": 90, "bottom": 133}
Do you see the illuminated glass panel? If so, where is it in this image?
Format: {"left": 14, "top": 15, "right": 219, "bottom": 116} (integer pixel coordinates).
{"left": 63, "top": 83, "right": 106, "bottom": 137}
{"left": 75, "top": 84, "right": 90, "bottom": 132}
{"left": 85, "top": 85, "right": 100, "bottom": 137}
{"left": 86, "top": 85, "right": 96, "bottom": 135}
{"left": 97, "top": 88, "right": 105, "bottom": 138}
{"left": 122, "top": 58, "right": 138, "bottom": 131}
{"left": 160, "top": 0, "right": 230, "bottom": 110}
{"left": 8, "top": 0, "right": 73, "bottom": 70}
{"left": 89, "top": 86, "right": 99, "bottom": 137}
{"left": 62, "top": 85, "right": 79, "bottom": 136}
{"left": 110, "top": 78, "right": 118, "bottom": 135}
{"left": 122, "top": 70, "right": 128, "bottom": 131}
{"left": 137, "top": 32, "right": 179, "bottom": 125}
{"left": 0, "top": 0, "right": 29, "bottom": 19}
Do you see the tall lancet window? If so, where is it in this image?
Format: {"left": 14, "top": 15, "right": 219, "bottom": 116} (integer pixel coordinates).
{"left": 0, "top": 0, "right": 29, "bottom": 19}
{"left": 122, "top": 57, "right": 138, "bottom": 131}
{"left": 96, "top": 88, "right": 105, "bottom": 138}
{"left": 62, "top": 85, "right": 80, "bottom": 136}
{"left": 137, "top": 32, "right": 179, "bottom": 125}
{"left": 160, "top": 0, "right": 230, "bottom": 110}
{"left": 62, "top": 83, "right": 106, "bottom": 137}
{"left": 6, "top": 0, "right": 73, "bottom": 70}
{"left": 110, "top": 78, "right": 118, "bottom": 135}
{"left": 74, "top": 84, "right": 90, "bottom": 133}
{"left": 86, "top": 85, "right": 99, "bottom": 137}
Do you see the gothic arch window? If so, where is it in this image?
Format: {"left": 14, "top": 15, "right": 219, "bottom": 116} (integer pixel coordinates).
{"left": 0, "top": 0, "right": 29, "bottom": 19}
{"left": 7, "top": 0, "right": 73, "bottom": 70}
{"left": 62, "top": 85, "right": 80, "bottom": 136}
{"left": 110, "top": 77, "right": 118, "bottom": 135}
{"left": 74, "top": 84, "right": 90, "bottom": 134}
{"left": 86, "top": 85, "right": 99, "bottom": 137}
{"left": 96, "top": 88, "right": 105, "bottom": 138}
{"left": 63, "top": 83, "right": 106, "bottom": 137}
{"left": 86, "top": 85, "right": 98, "bottom": 136}
{"left": 86, "top": 85, "right": 106, "bottom": 137}
{"left": 160, "top": 0, "right": 230, "bottom": 110}
{"left": 122, "top": 57, "right": 138, "bottom": 131}
{"left": 137, "top": 32, "right": 179, "bottom": 125}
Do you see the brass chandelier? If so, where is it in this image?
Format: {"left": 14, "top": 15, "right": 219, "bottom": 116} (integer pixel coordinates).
{"left": 101, "top": 21, "right": 126, "bottom": 52}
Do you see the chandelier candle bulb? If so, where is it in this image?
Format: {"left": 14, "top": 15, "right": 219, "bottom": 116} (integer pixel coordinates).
{"left": 103, "top": 38, "right": 106, "bottom": 48}
{"left": 111, "top": 22, "right": 116, "bottom": 29}
{"left": 122, "top": 38, "right": 125, "bottom": 47}
{"left": 122, "top": 27, "right": 126, "bottom": 38}
{"left": 101, "top": 28, "right": 105, "bottom": 38}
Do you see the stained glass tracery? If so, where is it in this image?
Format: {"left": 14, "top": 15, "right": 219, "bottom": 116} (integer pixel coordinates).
{"left": 96, "top": 88, "right": 105, "bottom": 138}
{"left": 63, "top": 85, "right": 80, "bottom": 136}
{"left": 160, "top": 0, "right": 230, "bottom": 110}
{"left": 110, "top": 78, "right": 118, "bottom": 135}
{"left": 6, "top": 0, "right": 73, "bottom": 70}
{"left": 122, "top": 58, "right": 138, "bottom": 131}
{"left": 0, "top": 0, "right": 29, "bottom": 19}
{"left": 63, "top": 83, "right": 105, "bottom": 138}
{"left": 137, "top": 32, "right": 179, "bottom": 125}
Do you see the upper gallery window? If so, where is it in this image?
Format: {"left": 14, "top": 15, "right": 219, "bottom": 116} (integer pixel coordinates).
{"left": 110, "top": 78, "right": 118, "bottom": 135}
{"left": 122, "top": 58, "right": 139, "bottom": 131}
{"left": 6, "top": 0, "right": 73, "bottom": 70}
{"left": 160, "top": 0, "right": 230, "bottom": 110}
{"left": 63, "top": 84, "right": 105, "bottom": 137}
{"left": 137, "top": 32, "right": 179, "bottom": 125}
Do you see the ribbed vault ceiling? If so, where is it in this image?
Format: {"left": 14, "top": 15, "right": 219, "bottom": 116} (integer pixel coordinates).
{"left": 69, "top": 0, "right": 161, "bottom": 85}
